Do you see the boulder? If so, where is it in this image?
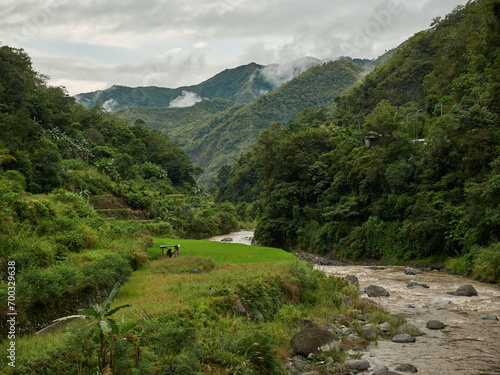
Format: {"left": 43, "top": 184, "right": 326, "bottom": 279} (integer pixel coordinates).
{"left": 407, "top": 280, "right": 429, "bottom": 288}
{"left": 290, "top": 328, "right": 342, "bottom": 357}
{"left": 394, "top": 363, "right": 418, "bottom": 373}
{"left": 426, "top": 320, "right": 445, "bottom": 330}
{"left": 400, "top": 323, "right": 426, "bottom": 336}
{"left": 220, "top": 237, "right": 233, "bottom": 242}
{"left": 392, "top": 333, "right": 416, "bottom": 343}
{"left": 372, "top": 365, "right": 389, "bottom": 373}
{"left": 478, "top": 315, "right": 499, "bottom": 321}
{"left": 344, "top": 274, "right": 359, "bottom": 288}
{"left": 373, "top": 369, "right": 402, "bottom": 375}
{"left": 345, "top": 358, "right": 370, "bottom": 371}
{"left": 361, "top": 325, "right": 378, "bottom": 340}
{"left": 283, "top": 358, "right": 313, "bottom": 375}
{"left": 365, "top": 285, "right": 390, "bottom": 297}
{"left": 379, "top": 322, "right": 392, "bottom": 334}
{"left": 448, "top": 284, "right": 478, "bottom": 296}
{"left": 430, "top": 262, "right": 445, "bottom": 271}
{"left": 405, "top": 267, "right": 423, "bottom": 275}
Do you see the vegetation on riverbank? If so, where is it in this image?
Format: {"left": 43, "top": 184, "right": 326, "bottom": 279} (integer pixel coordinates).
{"left": 214, "top": 0, "right": 500, "bottom": 283}
{"left": 0, "top": 242, "right": 401, "bottom": 374}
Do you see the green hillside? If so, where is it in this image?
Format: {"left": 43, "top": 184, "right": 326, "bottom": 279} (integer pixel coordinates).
{"left": 119, "top": 60, "right": 363, "bottom": 185}
{"left": 0, "top": 44, "right": 247, "bottom": 337}
{"left": 116, "top": 98, "right": 241, "bottom": 143}
{"left": 215, "top": 0, "right": 500, "bottom": 283}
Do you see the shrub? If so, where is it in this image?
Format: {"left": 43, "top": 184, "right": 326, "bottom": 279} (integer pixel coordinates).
{"left": 236, "top": 332, "right": 285, "bottom": 375}
{"left": 472, "top": 243, "right": 500, "bottom": 283}
{"left": 54, "top": 230, "right": 85, "bottom": 252}
{"left": 81, "top": 252, "right": 132, "bottom": 288}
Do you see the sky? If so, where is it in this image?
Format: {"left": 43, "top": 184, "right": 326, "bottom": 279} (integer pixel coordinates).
{"left": 1, "top": 0, "right": 468, "bottom": 96}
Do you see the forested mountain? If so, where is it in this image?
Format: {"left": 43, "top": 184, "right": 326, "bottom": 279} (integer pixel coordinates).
{"left": 75, "top": 57, "right": 351, "bottom": 110}
{"left": 0, "top": 44, "right": 246, "bottom": 334}
{"left": 120, "top": 59, "right": 364, "bottom": 185}
{"left": 215, "top": 0, "right": 500, "bottom": 283}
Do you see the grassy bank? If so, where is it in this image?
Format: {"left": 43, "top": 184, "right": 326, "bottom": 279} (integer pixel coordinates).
{"left": 0, "top": 240, "right": 401, "bottom": 375}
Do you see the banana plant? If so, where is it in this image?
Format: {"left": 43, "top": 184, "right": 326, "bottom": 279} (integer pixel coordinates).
{"left": 55, "top": 282, "right": 137, "bottom": 373}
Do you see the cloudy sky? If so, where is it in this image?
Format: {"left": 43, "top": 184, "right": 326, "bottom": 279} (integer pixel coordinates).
{"left": 2, "top": 0, "right": 468, "bottom": 95}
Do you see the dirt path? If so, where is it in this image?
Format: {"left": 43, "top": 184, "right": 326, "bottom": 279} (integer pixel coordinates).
{"left": 317, "top": 265, "right": 500, "bottom": 375}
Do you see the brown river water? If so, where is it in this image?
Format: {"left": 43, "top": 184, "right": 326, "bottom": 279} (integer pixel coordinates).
{"left": 317, "top": 265, "right": 500, "bottom": 375}
{"left": 207, "top": 231, "right": 500, "bottom": 374}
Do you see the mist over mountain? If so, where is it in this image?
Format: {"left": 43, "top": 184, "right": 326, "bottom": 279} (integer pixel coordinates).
{"left": 75, "top": 57, "right": 371, "bottom": 111}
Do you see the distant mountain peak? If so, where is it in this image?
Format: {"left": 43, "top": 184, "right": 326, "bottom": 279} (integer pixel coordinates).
{"left": 74, "top": 56, "right": 371, "bottom": 111}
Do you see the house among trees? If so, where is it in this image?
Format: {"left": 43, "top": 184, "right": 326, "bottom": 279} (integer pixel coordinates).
{"left": 364, "top": 131, "right": 382, "bottom": 147}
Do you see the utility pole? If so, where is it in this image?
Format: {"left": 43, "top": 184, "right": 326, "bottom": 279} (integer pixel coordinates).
{"left": 415, "top": 109, "right": 423, "bottom": 139}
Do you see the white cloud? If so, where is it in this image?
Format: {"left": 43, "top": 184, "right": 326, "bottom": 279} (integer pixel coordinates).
{"left": 102, "top": 98, "right": 118, "bottom": 112}
{"left": 0, "top": 0, "right": 469, "bottom": 95}
{"left": 170, "top": 91, "right": 203, "bottom": 108}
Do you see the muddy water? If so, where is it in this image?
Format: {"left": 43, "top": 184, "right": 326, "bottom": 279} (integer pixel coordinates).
{"left": 205, "top": 230, "right": 254, "bottom": 245}
{"left": 317, "top": 265, "right": 500, "bottom": 375}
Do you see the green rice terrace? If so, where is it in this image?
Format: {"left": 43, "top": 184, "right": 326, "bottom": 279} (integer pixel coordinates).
{"left": 0, "top": 237, "right": 401, "bottom": 375}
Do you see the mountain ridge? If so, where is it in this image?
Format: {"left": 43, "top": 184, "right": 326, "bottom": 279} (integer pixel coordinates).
{"left": 75, "top": 56, "right": 371, "bottom": 111}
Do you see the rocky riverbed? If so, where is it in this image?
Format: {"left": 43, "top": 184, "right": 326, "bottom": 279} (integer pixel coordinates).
{"left": 205, "top": 230, "right": 254, "bottom": 245}
{"left": 207, "top": 232, "right": 500, "bottom": 374}
{"left": 317, "top": 264, "right": 500, "bottom": 375}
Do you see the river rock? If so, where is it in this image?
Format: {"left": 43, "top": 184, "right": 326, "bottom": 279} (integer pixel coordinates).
{"left": 342, "top": 294, "right": 351, "bottom": 305}
{"left": 372, "top": 365, "right": 389, "bottom": 373}
{"left": 405, "top": 267, "right": 423, "bottom": 275}
{"left": 345, "top": 358, "right": 370, "bottom": 371}
{"left": 478, "top": 315, "right": 499, "bottom": 321}
{"left": 344, "top": 274, "right": 360, "bottom": 288}
{"left": 430, "top": 262, "right": 445, "bottom": 270}
{"left": 298, "top": 318, "right": 318, "bottom": 329}
{"left": 394, "top": 363, "right": 418, "bottom": 373}
{"left": 447, "top": 284, "right": 478, "bottom": 296}
{"left": 323, "top": 322, "right": 341, "bottom": 334}
{"left": 426, "top": 300, "right": 451, "bottom": 307}
{"left": 407, "top": 280, "right": 429, "bottom": 288}
{"left": 373, "top": 371, "right": 402, "bottom": 375}
{"left": 290, "top": 328, "right": 342, "bottom": 356}
{"left": 220, "top": 237, "right": 233, "bottom": 242}
{"left": 365, "top": 285, "right": 390, "bottom": 297}
{"left": 401, "top": 323, "right": 426, "bottom": 336}
{"left": 283, "top": 357, "right": 313, "bottom": 374}
{"left": 366, "top": 266, "right": 386, "bottom": 270}
{"left": 426, "top": 320, "right": 445, "bottom": 330}
{"left": 379, "top": 322, "right": 392, "bottom": 334}
{"left": 361, "top": 325, "right": 378, "bottom": 340}
{"left": 392, "top": 333, "right": 416, "bottom": 343}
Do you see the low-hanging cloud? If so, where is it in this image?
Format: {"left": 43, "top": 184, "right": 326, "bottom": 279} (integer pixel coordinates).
{"left": 259, "top": 57, "right": 327, "bottom": 88}
{"left": 170, "top": 91, "right": 203, "bottom": 108}
{"left": 1, "top": 0, "right": 469, "bottom": 95}
{"left": 102, "top": 98, "right": 118, "bottom": 112}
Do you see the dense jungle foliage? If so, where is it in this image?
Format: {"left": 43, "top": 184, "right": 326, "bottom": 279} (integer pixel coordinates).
{"left": 0, "top": 44, "right": 245, "bottom": 327}
{"left": 214, "top": 0, "right": 500, "bottom": 283}
{"left": 119, "top": 59, "right": 364, "bottom": 185}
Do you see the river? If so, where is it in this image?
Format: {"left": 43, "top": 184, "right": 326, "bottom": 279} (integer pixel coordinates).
{"left": 317, "top": 265, "right": 500, "bottom": 374}
{"left": 205, "top": 230, "right": 254, "bottom": 245}
{"left": 207, "top": 231, "right": 500, "bottom": 374}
